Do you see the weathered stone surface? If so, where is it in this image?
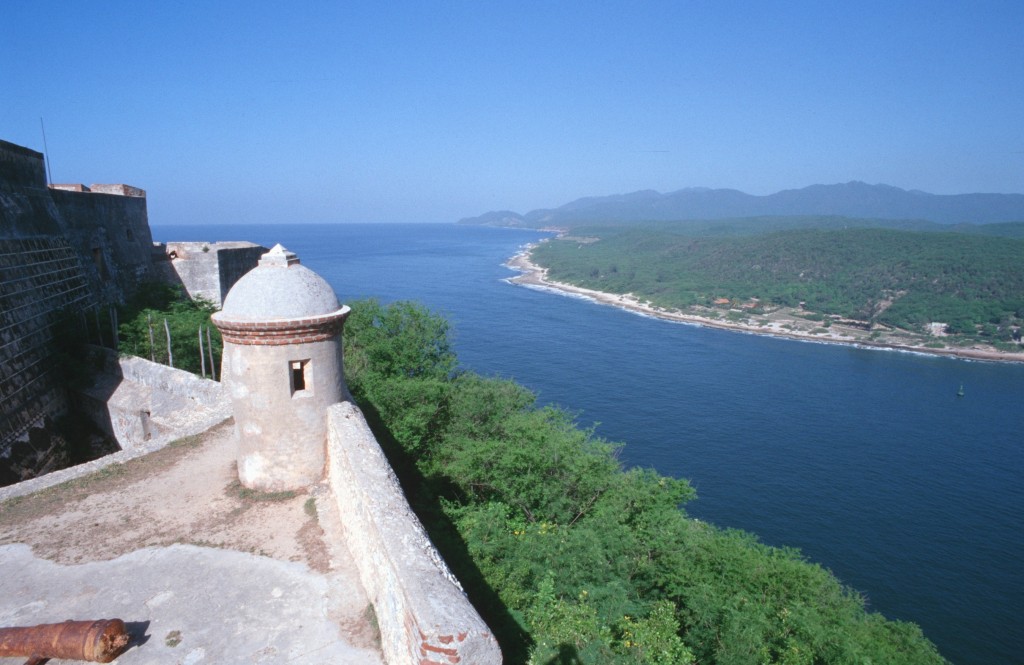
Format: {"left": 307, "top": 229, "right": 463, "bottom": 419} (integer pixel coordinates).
{"left": 0, "top": 541, "right": 382, "bottom": 663}
{"left": 78, "top": 352, "right": 231, "bottom": 452}
{"left": 0, "top": 358, "right": 231, "bottom": 504}
{"left": 213, "top": 245, "right": 350, "bottom": 492}
{"left": 1, "top": 139, "right": 155, "bottom": 469}
{"left": 154, "top": 241, "right": 266, "bottom": 307}
{"left": 327, "top": 401, "right": 503, "bottom": 665}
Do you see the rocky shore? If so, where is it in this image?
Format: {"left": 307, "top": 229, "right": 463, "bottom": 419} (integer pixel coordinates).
{"left": 505, "top": 243, "right": 1024, "bottom": 364}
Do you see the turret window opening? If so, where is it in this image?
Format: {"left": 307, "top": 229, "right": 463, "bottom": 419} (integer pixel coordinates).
{"left": 290, "top": 359, "right": 311, "bottom": 396}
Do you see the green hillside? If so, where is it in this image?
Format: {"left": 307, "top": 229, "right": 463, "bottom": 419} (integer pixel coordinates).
{"left": 557, "top": 216, "right": 1024, "bottom": 238}
{"left": 532, "top": 227, "right": 1024, "bottom": 341}
{"left": 107, "top": 292, "right": 952, "bottom": 663}
{"left": 343, "top": 299, "right": 948, "bottom": 664}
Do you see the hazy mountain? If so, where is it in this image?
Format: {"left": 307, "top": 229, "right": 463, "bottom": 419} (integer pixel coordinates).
{"left": 458, "top": 182, "right": 1024, "bottom": 227}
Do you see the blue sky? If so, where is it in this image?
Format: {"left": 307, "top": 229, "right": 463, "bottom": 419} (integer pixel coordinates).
{"left": 3, "top": 1, "right": 1022, "bottom": 224}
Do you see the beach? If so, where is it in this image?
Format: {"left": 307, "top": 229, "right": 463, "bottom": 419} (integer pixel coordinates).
{"left": 506, "top": 242, "right": 1024, "bottom": 364}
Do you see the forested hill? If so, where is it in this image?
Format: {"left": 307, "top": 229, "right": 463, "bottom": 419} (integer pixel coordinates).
{"left": 540, "top": 215, "right": 1024, "bottom": 238}
{"left": 531, "top": 226, "right": 1024, "bottom": 337}
{"left": 459, "top": 182, "right": 1024, "bottom": 227}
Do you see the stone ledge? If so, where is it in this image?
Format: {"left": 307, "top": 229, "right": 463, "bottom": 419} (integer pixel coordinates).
{"left": 212, "top": 306, "right": 350, "bottom": 346}
{"left": 326, "top": 402, "right": 502, "bottom": 665}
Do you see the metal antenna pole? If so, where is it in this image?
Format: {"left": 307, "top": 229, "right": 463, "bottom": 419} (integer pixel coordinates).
{"left": 39, "top": 118, "right": 53, "bottom": 184}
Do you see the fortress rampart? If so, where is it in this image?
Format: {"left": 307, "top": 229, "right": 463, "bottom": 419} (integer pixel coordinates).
{"left": 0, "top": 138, "right": 500, "bottom": 664}
{"left": 328, "top": 402, "right": 501, "bottom": 664}
{"left": 0, "top": 236, "right": 93, "bottom": 457}
{"left": 155, "top": 241, "right": 266, "bottom": 307}
{"left": 0, "top": 139, "right": 156, "bottom": 470}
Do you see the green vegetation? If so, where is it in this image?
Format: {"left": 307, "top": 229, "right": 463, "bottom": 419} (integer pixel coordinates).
{"left": 533, "top": 227, "right": 1024, "bottom": 343}
{"left": 344, "top": 299, "right": 946, "bottom": 664}
{"left": 117, "top": 282, "right": 222, "bottom": 375}
{"left": 224, "top": 478, "right": 299, "bottom": 503}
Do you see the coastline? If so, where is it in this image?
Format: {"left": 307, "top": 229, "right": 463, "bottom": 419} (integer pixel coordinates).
{"left": 504, "top": 242, "right": 1024, "bottom": 365}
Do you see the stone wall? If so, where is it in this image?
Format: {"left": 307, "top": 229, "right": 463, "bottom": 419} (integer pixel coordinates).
{"left": 49, "top": 186, "right": 154, "bottom": 304}
{"left": 77, "top": 350, "right": 230, "bottom": 452}
{"left": 155, "top": 241, "right": 266, "bottom": 307}
{"left": 0, "top": 236, "right": 95, "bottom": 456}
{"left": 0, "top": 356, "right": 231, "bottom": 504}
{"left": 326, "top": 402, "right": 502, "bottom": 665}
{"left": 0, "top": 140, "right": 154, "bottom": 305}
{"left": 0, "top": 141, "right": 62, "bottom": 237}
{"left": 0, "top": 140, "right": 47, "bottom": 189}
{"left": 0, "top": 138, "right": 155, "bottom": 471}
{"left": 217, "top": 244, "right": 267, "bottom": 305}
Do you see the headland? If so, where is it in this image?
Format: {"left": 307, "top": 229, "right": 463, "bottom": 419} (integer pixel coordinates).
{"left": 506, "top": 239, "right": 1024, "bottom": 364}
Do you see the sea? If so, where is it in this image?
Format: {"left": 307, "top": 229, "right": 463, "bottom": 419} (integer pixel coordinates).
{"left": 153, "top": 223, "right": 1023, "bottom": 665}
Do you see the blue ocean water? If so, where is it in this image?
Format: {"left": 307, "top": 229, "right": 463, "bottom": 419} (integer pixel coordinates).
{"left": 154, "top": 223, "right": 1023, "bottom": 665}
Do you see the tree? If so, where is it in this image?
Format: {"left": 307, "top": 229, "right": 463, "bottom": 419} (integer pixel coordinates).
{"left": 117, "top": 282, "right": 221, "bottom": 376}
{"left": 342, "top": 299, "right": 948, "bottom": 665}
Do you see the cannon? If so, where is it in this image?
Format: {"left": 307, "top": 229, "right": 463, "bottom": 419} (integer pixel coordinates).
{"left": 0, "top": 619, "right": 130, "bottom": 664}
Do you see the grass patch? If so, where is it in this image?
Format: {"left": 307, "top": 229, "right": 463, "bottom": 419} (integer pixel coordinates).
{"left": 224, "top": 479, "right": 300, "bottom": 503}
{"left": 166, "top": 434, "right": 204, "bottom": 451}
{"left": 363, "top": 603, "right": 382, "bottom": 648}
{"left": 304, "top": 497, "right": 318, "bottom": 519}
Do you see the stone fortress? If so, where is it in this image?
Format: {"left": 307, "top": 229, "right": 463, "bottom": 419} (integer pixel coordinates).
{"left": 0, "top": 139, "right": 501, "bottom": 664}
{"left": 0, "top": 138, "right": 264, "bottom": 479}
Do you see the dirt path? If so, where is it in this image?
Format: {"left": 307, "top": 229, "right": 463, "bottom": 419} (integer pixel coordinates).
{"left": 0, "top": 421, "right": 386, "bottom": 660}
{"left": 0, "top": 420, "right": 328, "bottom": 570}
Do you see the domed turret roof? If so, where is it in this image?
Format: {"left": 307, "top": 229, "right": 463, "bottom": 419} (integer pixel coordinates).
{"left": 218, "top": 244, "right": 341, "bottom": 321}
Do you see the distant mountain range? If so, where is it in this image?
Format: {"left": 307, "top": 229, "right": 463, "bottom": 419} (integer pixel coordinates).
{"left": 458, "top": 182, "right": 1024, "bottom": 227}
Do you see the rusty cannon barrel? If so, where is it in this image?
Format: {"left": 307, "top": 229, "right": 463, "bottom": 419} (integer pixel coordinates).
{"left": 0, "top": 619, "right": 130, "bottom": 663}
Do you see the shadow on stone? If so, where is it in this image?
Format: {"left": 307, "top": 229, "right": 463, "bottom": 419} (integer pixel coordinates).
{"left": 124, "top": 619, "right": 151, "bottom": 650}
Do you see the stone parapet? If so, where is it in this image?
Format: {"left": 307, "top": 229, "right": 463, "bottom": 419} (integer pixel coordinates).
{"left": 87, "top": 183, "right": 146, "bottom": 197}
{"left": 116, "top": 355, "right": 226, "bottom": 407}
{"left": 78, "top": 351, "right": 231, "bottom": 453}
{"left": 154, "top": 241, "right": 266, "bottom": 307}
{"left": 326, "top": 402, "right": 502, "bottom": 665}
{"left": 0, "top": 358, "right": 231, "bottom": 504}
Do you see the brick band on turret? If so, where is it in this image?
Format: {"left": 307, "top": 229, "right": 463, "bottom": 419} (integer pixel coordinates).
{"left": 212, "top": 307, "right": 350, "bottom": 346}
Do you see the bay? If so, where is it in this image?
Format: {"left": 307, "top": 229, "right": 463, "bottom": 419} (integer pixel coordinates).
{"left": 153, "top": 222, "right": 1023, "bottom": 665}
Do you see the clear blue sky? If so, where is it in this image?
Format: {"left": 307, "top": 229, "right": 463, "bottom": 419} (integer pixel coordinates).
{"left": 3, "top": 1, "right": 1022, "bottom": 224}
